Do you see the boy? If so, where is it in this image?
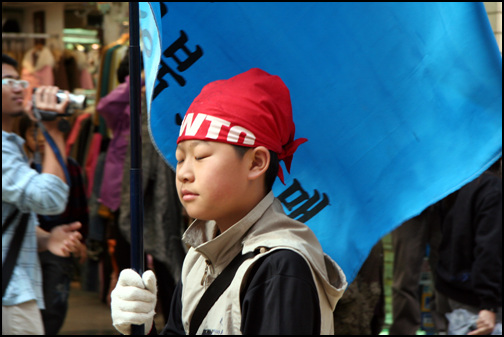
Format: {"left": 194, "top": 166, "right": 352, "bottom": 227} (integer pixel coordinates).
{"left": 18, "top": 115, "right": 88, "bottom": 334}
{"left": 111, "top": 68, "right": 347, "bottom": 334}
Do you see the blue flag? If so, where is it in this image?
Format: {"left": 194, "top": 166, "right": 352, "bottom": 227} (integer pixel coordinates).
{"left": 139, "top": 2, "right": 502, "bottom": 283}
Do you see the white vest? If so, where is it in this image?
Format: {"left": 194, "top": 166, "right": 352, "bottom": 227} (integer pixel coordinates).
{"left": 180, "top": 192, "right": 347, "bottom": 335}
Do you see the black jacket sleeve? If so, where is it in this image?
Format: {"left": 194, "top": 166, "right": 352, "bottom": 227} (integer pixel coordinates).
{"left": 240, "top": 249, "right": 321, "bottom": 335}
{"left": 436, "top": 172, "right": 502, "bottom": 309}
{"left": 471, "top": 174, "right": 502, "bottom": 309}
{"left": 157, "top": 280, "right": 185, "bottom": 335}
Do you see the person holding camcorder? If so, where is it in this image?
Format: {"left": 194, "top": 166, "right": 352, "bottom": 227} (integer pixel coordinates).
{"left": 2, "top": 54, "right": 83, "bottom": 335}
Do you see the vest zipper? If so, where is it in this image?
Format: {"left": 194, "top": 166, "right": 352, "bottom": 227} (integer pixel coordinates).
{"left": 201, "top": 259, "right": 212, "bottom": 288}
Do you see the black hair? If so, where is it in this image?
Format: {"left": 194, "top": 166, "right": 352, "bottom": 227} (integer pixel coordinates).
{"left": 117, "top": 52, "right": 144, "bottom": 84}
{"left": 2, "top": 53, "right": 18, "bottom": 68}
{"left": 116, "top": 53, "right": 129, "bottom": 84}
{"left": 2, "top": 19, "right": 21, "bottom": 33}
{"left": 233, "top": 145, "right": 279, "bottom": 193}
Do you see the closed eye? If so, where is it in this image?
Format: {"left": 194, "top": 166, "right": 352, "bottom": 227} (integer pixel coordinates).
{"left": 175, "top": 155, "right": 185, "bottom": 164}
{"left": 194, "top": 152, "right": 211, "bottom": 161}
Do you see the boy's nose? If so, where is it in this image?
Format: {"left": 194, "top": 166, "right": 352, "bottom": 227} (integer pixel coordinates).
{"left": 37, "top": 132, "right": 45, "bottom": 142}
{"left": 177, "top": 162, "right": 195, "bottom": 183}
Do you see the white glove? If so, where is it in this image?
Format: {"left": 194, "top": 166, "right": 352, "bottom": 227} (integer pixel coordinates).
{"left": 111, "top": 269, "right": 157, "bottom": 335}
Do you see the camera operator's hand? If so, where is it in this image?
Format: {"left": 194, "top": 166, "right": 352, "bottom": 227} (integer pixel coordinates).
{"left": 33, "top": 86, "right": 70, "bottom": 114}
{"left": 29, "top": 86, "right": 70, "bottom": 131}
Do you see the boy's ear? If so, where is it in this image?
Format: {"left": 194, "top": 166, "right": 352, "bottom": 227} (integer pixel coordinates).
{"left": 247, "top": 146, "right": 270, "bottom": 181}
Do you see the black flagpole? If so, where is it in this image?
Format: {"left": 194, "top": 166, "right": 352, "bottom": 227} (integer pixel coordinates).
{"left": 129, "top": 2, "right": 145, "bottom": 335}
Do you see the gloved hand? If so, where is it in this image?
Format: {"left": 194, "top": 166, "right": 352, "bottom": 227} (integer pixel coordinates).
{"left": 111, "top": 269, "right": 157, "bottom": 335}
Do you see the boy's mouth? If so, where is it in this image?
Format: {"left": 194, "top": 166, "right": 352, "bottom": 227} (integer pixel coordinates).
{"left": 181, "top": 189, "right": 198, "bottom": 201}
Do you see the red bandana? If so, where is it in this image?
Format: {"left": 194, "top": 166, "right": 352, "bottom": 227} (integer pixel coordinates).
{"left": 177, "top": 68, "right": 307, "bottom": 184}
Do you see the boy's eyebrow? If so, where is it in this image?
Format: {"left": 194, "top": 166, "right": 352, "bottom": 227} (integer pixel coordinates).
{"left": 2, "top": 75, "right": 20, "bottom": 79}
{"left": 176, "top": 140, "right": 209, "bottom": 151}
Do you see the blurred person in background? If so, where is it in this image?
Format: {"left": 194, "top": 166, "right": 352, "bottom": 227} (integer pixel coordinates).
{"left": 18, "top": 114, "right": 89, "bottom": 335}
{"left": 435, "top": 157, "right": 502, "bottom": 335}
{"left": 390, "top": 203, "right": 445, "bottom": 334}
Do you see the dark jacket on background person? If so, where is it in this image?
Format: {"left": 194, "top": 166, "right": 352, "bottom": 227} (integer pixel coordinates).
{"left": 435, "top": 171, "right": 502, "bottom": 311}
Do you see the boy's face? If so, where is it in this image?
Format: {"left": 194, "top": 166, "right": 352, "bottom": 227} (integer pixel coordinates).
{"left": 24, "top": 125, "right": 45, "bottom": 155}
{"left": 175, "top": 140, "right": 252, "bottom": 229}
